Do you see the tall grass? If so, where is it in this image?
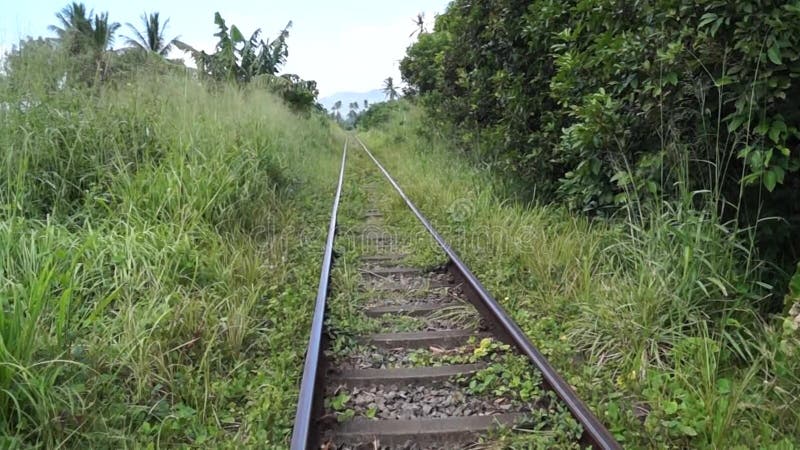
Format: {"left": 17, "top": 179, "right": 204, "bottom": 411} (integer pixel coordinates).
{"left": 358, "top": 103, "right": 799, "bottom": 448}
{"left": 0, "top": 44, "right": 341, "bottom": 448}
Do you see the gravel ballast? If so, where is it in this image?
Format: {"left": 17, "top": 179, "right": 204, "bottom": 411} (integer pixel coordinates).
{"left": 325, "top": 381, "right": 530, "bottom": 421}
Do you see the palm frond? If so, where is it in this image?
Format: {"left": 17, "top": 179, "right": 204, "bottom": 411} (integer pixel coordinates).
{"left": 124, "top": 22, "right": 149, "bottom": 49}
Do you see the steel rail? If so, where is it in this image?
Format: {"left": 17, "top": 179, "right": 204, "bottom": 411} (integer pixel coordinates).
{"left": 354, "top": 135, "right": 621, "bottom": 450}
{"left": 290, "top": 139, "right": 348, "bottom": 450}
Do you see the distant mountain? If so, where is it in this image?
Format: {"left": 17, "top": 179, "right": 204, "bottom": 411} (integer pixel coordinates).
{"left": 319, "top": 89, "right": 386, "bottom": 112}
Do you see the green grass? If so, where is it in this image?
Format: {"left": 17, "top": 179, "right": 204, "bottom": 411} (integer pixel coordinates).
{"left": 0, "top": 48, "right": 343, "bottom": 448}
{"left": 357, "top": 103, "right": 800, "bottom": 449}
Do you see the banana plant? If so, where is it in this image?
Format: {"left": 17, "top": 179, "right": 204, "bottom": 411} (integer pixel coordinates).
{"left": 176, "top": 13, "right": 291, "bottom": 83}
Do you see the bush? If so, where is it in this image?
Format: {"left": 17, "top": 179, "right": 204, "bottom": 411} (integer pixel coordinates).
{"left": 401, "top": 0, "right": 800, "bottom": 276}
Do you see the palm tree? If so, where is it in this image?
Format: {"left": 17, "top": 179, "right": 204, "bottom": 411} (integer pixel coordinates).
{"left": 124, "top": 12, "right": 181, "bottom": 56}
{"left": 49, "top": 4, "right": 118, "bottom": 54}
{"left": 89, "top": 12, "right": 120, "bottom": 52}
{"left": 383, "top": 77, "right": 399, "bottom": 101}
{"left": 49, "top": 3, "right": 119, "bottom": 82}
{"left": 49, "top": 2, "right": 93, "bottom": 54}
{"left": 331, "top": 100, "right": 342, "bottom": 117}
{"left": 89, "top": 12, "right": 120, "bottom": 81}
{"left": 410, "top": 13, "right": 426, "bottom": 38}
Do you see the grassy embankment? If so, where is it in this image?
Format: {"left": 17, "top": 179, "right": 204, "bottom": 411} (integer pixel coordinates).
{"left": 357, "top": 103, "right": 799, "bottom": 449}
{"left": 0, "top": 50, "right": 343, "bottom": 447}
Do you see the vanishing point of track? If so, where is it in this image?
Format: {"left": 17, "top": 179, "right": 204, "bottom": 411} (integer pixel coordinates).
{"left": 289, "top": 137, "right": 621, "bottom": 449}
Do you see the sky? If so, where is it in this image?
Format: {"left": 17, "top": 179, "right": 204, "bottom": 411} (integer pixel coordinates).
{"left": 0, "top": 0, "right": 451, "bottom": 96}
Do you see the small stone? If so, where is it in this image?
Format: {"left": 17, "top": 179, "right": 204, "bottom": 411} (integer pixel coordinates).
{"left": 354, "top": 393, "right": 372, "bottom": 405}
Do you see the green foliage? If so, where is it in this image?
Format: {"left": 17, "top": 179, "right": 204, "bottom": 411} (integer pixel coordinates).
{"left": 258, "top": 74, "right": 321, "bottom": 113}
{"left": 401, "top": 0, "right": 800, "bottom": 266}
{"left": 46, "top": 2, "right": 120, "bottom": 83}
{"left": 399, "top": 32, "right": 448, "bottom": 96}
{"left": 788, "top": 264, "right": 800, "bottom": 306}
{"left": 124, "top": 12, "right": 182, "bottom": 56}
{"left": 776, "top": 265, "right": 800, "bottom": 389}
{"left": 35, "top": 4, "right": 320, "bottom": 113}
{"left": 462, "top": 352, "right": 543, "bottom": 403}
{"left": 178, "top": 13, "right": 292, "bottom": 84}
{"left": 357, "top": 103, "right": 800, "bottom": 447}
{"left": 354, "top": 101, "right": 404, "bottom": 130}
{"left": 175, "top": 13, "right": 319, "bottom": 112}
{"left": 49, "top": 2, "right": 118, "bottom": 55}
{"left": 382, "top": 76, "right": 399, "bottom": 101}
{"left": 0, "top": 42, "right": 341, "bottom": 447}
{"left": 328, "top": 392, "right": 350, "bottom": 411}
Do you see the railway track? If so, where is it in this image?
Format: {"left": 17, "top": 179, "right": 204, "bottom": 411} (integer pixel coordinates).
{"left": 290, "top": 138, "right": 621, "bottom": 449}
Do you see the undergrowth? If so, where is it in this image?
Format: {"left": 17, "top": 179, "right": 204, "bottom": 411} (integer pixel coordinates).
{"left": 0, "top": 48, "right": 341, "bottom": 447}
{"left": 357, "top": 103, "right": 800, "bottom": 449}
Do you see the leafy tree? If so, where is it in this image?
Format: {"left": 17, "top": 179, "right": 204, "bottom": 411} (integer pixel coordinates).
{"left": 399, "top": 31, "right": 448, "bottom": 96}
{"left": 402, "top": 0, "right": 800, "bottom": 288}
{"left": 354, "top": 100, "right": 401, "bottom": 130}
{"left": 363, "top": 99, "right": 369, "bottom": 109}
{"left": 124, "top": 12, "right": 182, "bottom": 56}
{"left": 272, "top": 73, "right": 319, "bottom": 112}
{"left": 382, "top": 76, "right": 399, "bottom": 101}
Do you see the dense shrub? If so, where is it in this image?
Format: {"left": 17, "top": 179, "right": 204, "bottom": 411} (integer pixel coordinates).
{"left": 401, "top": 0, "right": 800, "bottom": 272}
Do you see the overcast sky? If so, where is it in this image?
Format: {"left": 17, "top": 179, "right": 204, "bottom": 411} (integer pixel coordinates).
{"left": 0, "top": 0, "right": 450, "bottom": 96}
